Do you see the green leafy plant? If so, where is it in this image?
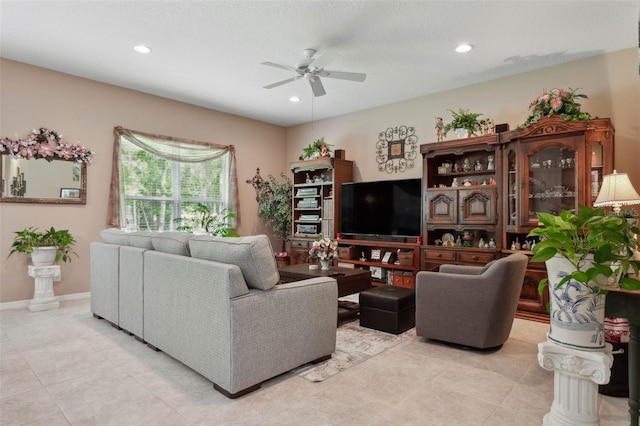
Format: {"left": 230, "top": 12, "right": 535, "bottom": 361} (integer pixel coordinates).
{"left": 528, "top": 205, "right": 640, "bottom": 295}
{"left": 174, "top": 203, "right": 240, "bottom": 237}
{"left": 299, "top": 137, "right": 333, "bottom": 160}
{"left": 442, "top": 109, "right": 483, "bottom": 137}
{"left": 519, "top": 87, "right": 592, "bottom": 129}
{"left": 8, "top": 226, "right": 78, "bottom": 263}
{"left": 257, "top": 173, "right": 292, "bottom": 251}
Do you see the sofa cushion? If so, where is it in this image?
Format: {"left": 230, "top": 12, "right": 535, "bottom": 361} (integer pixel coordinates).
{"left": 127, "top": 231, "right": 155, "bottom": 249}
{"left": 189, "top": 235, "right": 279, "bottom": 290}
{"left": 100, "top": 228, "right": 130, "bottom": 246}
{"left": 478, "top": 259, "right": 498, "bottom": 275}
{"left": 151, "top": 232, "right": 192, "bottom": 256}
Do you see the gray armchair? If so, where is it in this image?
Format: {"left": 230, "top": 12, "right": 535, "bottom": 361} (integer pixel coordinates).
{"left": 415, "top": 253, "right": 529, "bottom": 350}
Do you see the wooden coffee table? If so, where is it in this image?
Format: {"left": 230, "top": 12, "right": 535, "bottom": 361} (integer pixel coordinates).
{"left": 278, "top": 264, "right": 371, "bottom": 321}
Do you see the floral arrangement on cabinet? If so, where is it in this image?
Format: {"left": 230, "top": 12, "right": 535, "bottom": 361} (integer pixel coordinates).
{"left": 520, "top": 87, "right": 592, "bottom": 128}
{"left": 0, "top": 128, "right": 94, "bottom": 163}
{"left": 308, "top": 237, "right": 340, "bottom": 262}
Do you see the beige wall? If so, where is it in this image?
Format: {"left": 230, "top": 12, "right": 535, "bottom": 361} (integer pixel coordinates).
{"left": 0, "top": 59, "right": 286, "bottom": 303}
{"left": 286, "top": 48, "right": 640, "bottom": 190}
{"left": 2, "top": 48, "right": 638, "bottom": 303}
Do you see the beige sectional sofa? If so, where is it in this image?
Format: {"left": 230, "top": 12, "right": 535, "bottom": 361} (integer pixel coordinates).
{"left": 90, "top": 229, "right": 338, "bottom": 398}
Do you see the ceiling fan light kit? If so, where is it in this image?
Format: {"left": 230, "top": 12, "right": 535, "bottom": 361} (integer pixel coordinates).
{"left": 262, "top": 48, "right": 366, "bottom": 97}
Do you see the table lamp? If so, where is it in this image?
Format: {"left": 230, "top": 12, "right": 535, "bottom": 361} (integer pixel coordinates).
{"left": 594, "top": 170, "right": 640, "bottom": 215}
{"left": 594, "top": 170, "right": 640, "bottom": 261}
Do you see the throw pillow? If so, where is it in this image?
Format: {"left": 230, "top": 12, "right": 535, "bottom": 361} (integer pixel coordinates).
{"left": 100, "top": 228, "right": 130, "bottom": 246}
{"left": 151, "top": 232, "right": 191, "bottom": 256}
{"left": 189, "top": 235, "right": 279, "bottom": 291}
{"left": 478, "top": 259, "right": 497, "bottom": 275}
{"left": 127, "top": 231, "right": 154, "bottom": 249}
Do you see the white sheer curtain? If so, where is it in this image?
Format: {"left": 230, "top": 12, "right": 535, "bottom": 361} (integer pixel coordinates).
{"left": 108, "top": 126, "right": 238, "bottom": 228}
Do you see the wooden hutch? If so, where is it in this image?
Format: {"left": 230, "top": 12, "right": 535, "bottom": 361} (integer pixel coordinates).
{"left": 421, "top": 117, "right": 614, "bottom": 321}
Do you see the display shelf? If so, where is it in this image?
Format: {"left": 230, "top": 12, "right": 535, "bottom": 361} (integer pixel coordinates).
{"left": 336, "top": 238, "right": 420, "bottom": 288}
{"left": 288, "top": 157, "right": 353, "bottom": 265}
{"left": 500, "top": 117, "right": 614, "bottom": 321}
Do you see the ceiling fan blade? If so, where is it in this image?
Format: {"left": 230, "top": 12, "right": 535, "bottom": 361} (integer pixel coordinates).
{"left": 318, "top": 70, "right": 367, "bottom": 82}
{"left": 307, "top": 50, "right": 340, "bottom": 71}
{"left": 264, "top": 75, "right": 303, "bottom": 89}
{"left": 260, "top": 61, "right": 298, "bottom": 73}
{"left": 309, "top": 77, "right": 326, "bottom": 97}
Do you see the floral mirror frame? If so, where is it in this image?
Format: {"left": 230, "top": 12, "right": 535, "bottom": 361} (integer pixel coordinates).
{"left": 0, "top": 128, "right": 92, "bottom": 205}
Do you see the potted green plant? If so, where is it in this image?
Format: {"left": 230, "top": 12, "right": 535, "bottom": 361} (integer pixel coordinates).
{"left": 174, "top": 203, "right": 240, "bottom": 237}
{"left": 257, "top": 173, "right": 292, "bottom": 253}
{"left": 8, "top": 226, "right": 77, "bottom": 266}
{"left": 442, "top": 108, "right": 483, "bottom": 138}
{"left": 299, "top": 137, "right": 332, "bottom": 160}
{"left": 528, "top": 205, "right": 640, "bottom": 350}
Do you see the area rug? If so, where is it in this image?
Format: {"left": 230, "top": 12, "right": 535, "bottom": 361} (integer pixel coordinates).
{"left": 294, "top": 321, "right": 416, "bottom": 382}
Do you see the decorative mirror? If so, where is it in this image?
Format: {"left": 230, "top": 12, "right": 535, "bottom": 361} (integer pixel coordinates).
{"left": 0, "top": 128, "right": 92, "bottom": 204}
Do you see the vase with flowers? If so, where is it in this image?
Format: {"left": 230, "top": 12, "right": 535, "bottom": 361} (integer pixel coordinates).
{"left": 519, "top": 87, "right": 592, "bottom": 129}
{"left": 308, "top": 237, "right": 340, "bottom": 270}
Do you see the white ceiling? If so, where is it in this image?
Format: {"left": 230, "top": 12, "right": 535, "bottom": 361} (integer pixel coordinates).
{"left": 1, "top": 1, "right": 638, "bottom": 128}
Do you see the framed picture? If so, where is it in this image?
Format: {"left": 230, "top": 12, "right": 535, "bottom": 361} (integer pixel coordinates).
{"left": 370, "top": 249, "right": 381, "bottom": 261}
{"left": 60, "top": 188, "right": 80, "bottom": 199}
{"left": 388, "top": 140, "right": 405, "bottom": 159}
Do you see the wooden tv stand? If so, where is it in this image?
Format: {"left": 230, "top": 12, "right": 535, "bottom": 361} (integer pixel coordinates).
{"left": 336, "top": 238, "right": 420, "bottom": 289}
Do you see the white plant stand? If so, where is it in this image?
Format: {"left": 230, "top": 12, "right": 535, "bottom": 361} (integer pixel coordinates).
{"left": 538, "top": 340, "right": 613, "bottom": 426}
{"left": 27, "top": 265, "right": 61, "bottom": 312}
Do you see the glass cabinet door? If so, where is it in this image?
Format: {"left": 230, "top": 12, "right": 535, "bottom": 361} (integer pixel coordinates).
{"left": 589, "top": 141, "right": 603, "bottom": 203}
{"left": 506, "top": 148, "right": 517, "bottom": 229}
{"left": 522, "top": 144, "right": 578, "bottom": 227}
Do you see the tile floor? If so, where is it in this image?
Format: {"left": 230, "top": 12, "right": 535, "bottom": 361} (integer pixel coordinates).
{"left": 0, "top": 298, "right": 632, "bottom": 425}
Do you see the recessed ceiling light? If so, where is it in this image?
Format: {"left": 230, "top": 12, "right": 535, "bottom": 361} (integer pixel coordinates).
{"left": 134, "top": 45, "right": 152, "bottom": 54}
{"left": 455, "top": 43, "right": 473, "bottom": 53}
{"left": 289, "top": 96, "right": 301, "bottom": 103}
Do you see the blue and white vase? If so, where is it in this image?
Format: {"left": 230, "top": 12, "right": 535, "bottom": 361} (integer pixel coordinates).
{"left": 545, "top": 255, "right": 609, "bottom": 351}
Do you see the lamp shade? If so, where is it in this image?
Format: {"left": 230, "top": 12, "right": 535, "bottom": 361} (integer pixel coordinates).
{"left": 594, "top": 170, "right": 640, "bottom": 208}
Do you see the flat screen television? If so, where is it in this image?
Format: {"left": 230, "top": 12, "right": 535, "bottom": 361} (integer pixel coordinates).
{"left": 340, "top": 178, "right": 422, "bottom": 239}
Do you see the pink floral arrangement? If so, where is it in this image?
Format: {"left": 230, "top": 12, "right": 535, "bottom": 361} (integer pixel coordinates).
{"left": 520, "top": 87, "right": 591, "bottom": 128}
{"left": 0, "top": 127, "right": 93, "bottom": 163}
{"left": 308, "top": 237, "right": 340, "bottom": 261}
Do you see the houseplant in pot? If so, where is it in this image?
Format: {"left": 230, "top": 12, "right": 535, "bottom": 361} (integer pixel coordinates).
{"left": 257, "top": 172, "right": 292, "bottom": 255}
{"left": 442, "top": 108, "right": 483, "bottom": 138}
{"left": 9, "top": 226, "right": 77, "bottom": 266}
{"left": 528, "top": 205, "right": 640, "bottom": 350}
{"left": 299, "top": 137, "right": 333, "bottom": 160}
{"left": 174, "top": 203, "right": 240, "bottom": 237}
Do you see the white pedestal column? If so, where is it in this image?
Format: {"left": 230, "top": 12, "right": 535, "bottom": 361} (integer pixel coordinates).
{"left": 538, "top": 340, "right": 613, "bottom": 426}
{"left": 27, "top": 265, "right": 61, "bottom": 312}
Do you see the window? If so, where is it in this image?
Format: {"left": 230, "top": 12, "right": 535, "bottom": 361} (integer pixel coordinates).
{"left": 108, "top": 127, "right": 238, "bottom": 231}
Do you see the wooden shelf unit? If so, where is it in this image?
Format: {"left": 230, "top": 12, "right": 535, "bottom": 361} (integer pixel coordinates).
{"left": 288, "top": 157, "right": 353, "bottom": 265}
{"left": 336, "top": 238, "right": 420, "bottom": 289}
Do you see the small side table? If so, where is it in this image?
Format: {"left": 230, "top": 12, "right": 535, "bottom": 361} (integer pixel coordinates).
{"left": 606, "top": 289, "right": 640, "bottom": 426}
{"left": 27, "top": 265, "right": 61, "bottom": 312}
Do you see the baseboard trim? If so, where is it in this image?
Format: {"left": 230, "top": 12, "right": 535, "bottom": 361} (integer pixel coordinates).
{"left": 0, "top": 292, "right": 90, "bottom": 311}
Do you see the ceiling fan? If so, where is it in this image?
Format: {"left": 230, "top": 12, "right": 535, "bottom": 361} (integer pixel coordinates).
{"left": 261, "top": 48, "right": 366, "bottom": 97}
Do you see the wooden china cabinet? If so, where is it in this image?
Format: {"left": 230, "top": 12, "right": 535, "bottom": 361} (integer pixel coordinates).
{"left": 500, "top": 117, "right": 614, "bottom": 320}
{"left": 420, "top": 134, "right": 503, "bottom": 272}
{"left": 420, "top": 117, "right": 614, "bottom": 321}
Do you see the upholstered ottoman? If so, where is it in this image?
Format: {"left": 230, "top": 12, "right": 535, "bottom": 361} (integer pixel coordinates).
{"left": 359, "top": 286, "right": 415, "bottom": 334}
